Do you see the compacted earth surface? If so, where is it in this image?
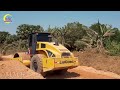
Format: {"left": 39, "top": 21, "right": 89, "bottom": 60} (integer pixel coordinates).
{"left": 1, "top": 50, "right": 120, "bottom": 79}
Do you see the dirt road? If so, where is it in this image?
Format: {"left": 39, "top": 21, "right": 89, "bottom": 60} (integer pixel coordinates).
{"left": 46, "top": 66, "right": 120, "bottom": 79}
{"left": 1, "top": 54, "right": 120, "bottom": 79}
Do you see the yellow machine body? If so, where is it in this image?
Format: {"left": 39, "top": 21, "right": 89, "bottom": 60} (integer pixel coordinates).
{"left": 11, "top": 33, "right": 79, "bottom": 73}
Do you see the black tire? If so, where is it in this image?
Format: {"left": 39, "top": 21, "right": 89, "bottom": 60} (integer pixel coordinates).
{"left": 30, "top": 54, "right": 46, "bottom": 77}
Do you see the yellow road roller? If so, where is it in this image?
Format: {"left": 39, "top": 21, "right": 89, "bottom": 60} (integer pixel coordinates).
{"left": 11, "top": 33, "right": 79, "bottom": 76}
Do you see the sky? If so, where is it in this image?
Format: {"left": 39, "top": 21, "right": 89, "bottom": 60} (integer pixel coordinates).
{"left": 0, "top": 11, "right": 120, "bottom": 34}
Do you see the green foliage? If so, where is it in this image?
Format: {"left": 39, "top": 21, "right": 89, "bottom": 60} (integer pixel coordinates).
{"left": 74, "top": 40, "right": 87, "bottom": 51}
{"left": 105, "top": 41, "right": 120, "bottom": 56}
{"left": 1, "top": 21, "right": 120, "bottom": 56}
{"left": 90, "top": 22, "right": 109, "bottom": 37}
{"left": 0, "top": 31, "right": 10, "bottom": 44}
{"left": 5, "top": 34, "right": 18, "bottom": 44}
{"left": 48, "top": 22, "right": 87, "bottom": 51}
{"left": 16, "top": 24, "right": 44, "bottom": 40}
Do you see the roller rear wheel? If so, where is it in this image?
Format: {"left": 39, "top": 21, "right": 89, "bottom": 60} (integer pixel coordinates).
{"left": 30, "top": 54, "right": 46, "bottom": 77}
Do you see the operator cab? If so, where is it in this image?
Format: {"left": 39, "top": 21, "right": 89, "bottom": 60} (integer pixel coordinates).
{"left": 28, "top": 33, "right": 52, "bottom": 45}
{"left": 28, "top": 32, "right": 54, "bottom": 55}
{"left": 36, "top": 33, "right": 52, "bottom": 42}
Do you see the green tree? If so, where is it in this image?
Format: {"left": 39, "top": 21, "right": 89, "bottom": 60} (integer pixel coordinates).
{"left": 89, "top": 20, "right": 115, "bottom": 51}
{"left": 0, "top": 31, "right": 10, "bottom": 44}
{"left": 16, "top": 24, "right": 44, "bottom": 40}
{"left": 5, "top": 34, "right": 18, "bottom": 44}
{"left": 48, "top": 22, "right": 87, "bottom": 51}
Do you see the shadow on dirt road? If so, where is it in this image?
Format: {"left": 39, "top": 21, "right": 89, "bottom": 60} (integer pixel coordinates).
{"left": 45, "top": 71, "right": 80, "bottom": 79}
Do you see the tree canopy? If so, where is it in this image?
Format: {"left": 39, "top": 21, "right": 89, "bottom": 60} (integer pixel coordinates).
{"left": 0, "top": 21, "right": 120, "bottom": 55}
{"left": 16, "top": 24, "right": 44, "bottom": 40}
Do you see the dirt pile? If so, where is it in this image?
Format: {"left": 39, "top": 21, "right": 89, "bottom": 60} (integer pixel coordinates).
{"left": 73, "top": 48, "right": 120, "bottom": 75}
{"left": 1, "top": 50, "right": 120, "bottom": 79}
{"left": 1, "top": 55, "right": 13, "bottom": 61}
{"left": 0, "top": 60, "right": 44, "bottom": 79}
{"left": 68, "top": 66, "right": 120, "bottom": 79}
